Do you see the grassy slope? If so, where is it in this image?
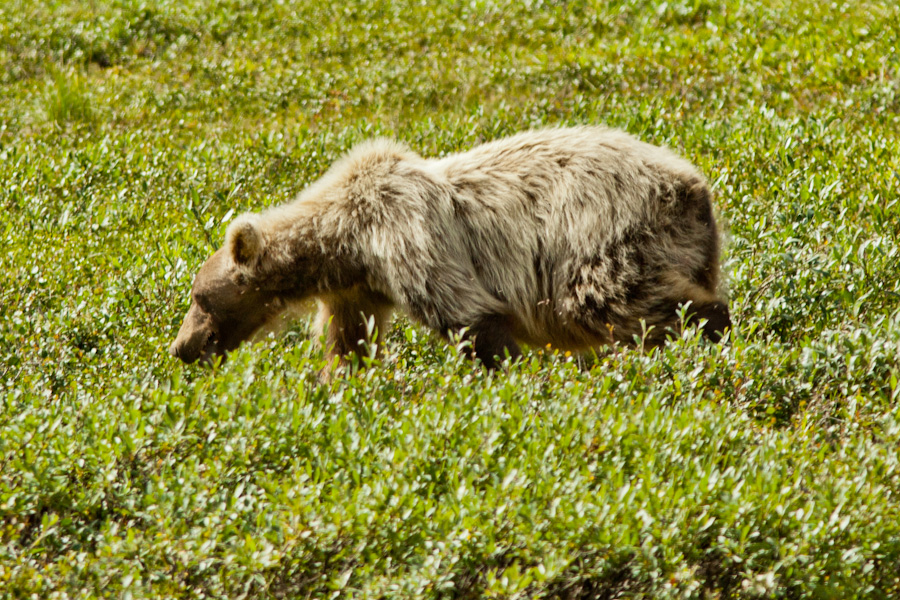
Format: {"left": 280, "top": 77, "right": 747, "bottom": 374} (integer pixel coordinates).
{"left": 1, "top": 0, "right": 899, "bottom": 597}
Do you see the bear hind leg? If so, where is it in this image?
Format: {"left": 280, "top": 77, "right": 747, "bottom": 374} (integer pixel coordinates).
{"left": 645, "top": 297, "right": 731, "bottom": 344}
{"left": 642, "top": 273, "right": 730, "bottom": 344}
{"left": 463, "top": 314, "right": 522, "bottom": 370}
{"left": 686, "top": 300, "right": 731, "bottom": 343}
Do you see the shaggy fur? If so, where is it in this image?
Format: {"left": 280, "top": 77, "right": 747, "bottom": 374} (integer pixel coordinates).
{"left": 170, "top": 126, "right": 730, "bottom": 369}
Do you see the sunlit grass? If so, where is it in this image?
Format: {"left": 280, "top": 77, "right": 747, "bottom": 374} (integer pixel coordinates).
{"left": 1, "top": 0, "right": 899, "bottom": 597}
{"left": 39, "top": 66, "right": 97, "bottom": 125}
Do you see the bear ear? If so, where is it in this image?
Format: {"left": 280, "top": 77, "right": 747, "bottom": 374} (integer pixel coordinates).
{"left": 226, "top": 215, "right": 264, "bottom": 266}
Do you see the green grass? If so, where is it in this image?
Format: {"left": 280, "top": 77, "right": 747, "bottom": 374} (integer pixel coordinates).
{"left": 1, "top": 0, "right": 899, "bottom": 597}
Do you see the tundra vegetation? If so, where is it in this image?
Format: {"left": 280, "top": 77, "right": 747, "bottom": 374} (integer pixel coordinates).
{"left": 1, "top": 0, "right": 899, "bottom": 598}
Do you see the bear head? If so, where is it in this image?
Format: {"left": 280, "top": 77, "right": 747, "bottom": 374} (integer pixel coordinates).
{"left": 169, "top": 216, "right": 287, "bottom": 365}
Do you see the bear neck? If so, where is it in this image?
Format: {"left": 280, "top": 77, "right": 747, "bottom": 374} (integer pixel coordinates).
{"left": 250, "top": 222, "right": 365, "bottom": 301}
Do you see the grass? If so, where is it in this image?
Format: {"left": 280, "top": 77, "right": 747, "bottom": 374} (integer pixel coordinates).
{"left": 1, "top": 0, "right": 899, "bottom": 597}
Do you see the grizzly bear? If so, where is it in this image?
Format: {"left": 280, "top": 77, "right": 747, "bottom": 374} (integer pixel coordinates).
{"left": 170, "top": 126, "right": 730, "bottom": 370}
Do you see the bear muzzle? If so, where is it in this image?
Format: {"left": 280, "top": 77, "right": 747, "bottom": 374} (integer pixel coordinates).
{"left": 169, "top": 337, "right": 202, "bottom": 364}
{"left": 170, "top": 332, "right": 225, "bottom": 366}
{"left": 170, "top": 302, "right": 220, "bottom": 365}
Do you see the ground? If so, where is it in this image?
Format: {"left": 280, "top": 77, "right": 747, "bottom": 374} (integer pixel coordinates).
{"left": 0, "top": 0, "right": 899, "bottom": 597}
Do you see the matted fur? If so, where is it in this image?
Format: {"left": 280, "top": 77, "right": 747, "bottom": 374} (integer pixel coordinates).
{"left": 170, "top": 126, "right": 730, "bottom": 369}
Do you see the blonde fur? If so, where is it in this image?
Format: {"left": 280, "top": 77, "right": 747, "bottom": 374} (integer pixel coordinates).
{"left": 172, "top": 126, "right": 729, "bottom": 369}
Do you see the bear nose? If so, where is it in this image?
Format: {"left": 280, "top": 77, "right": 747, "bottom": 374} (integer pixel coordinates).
{"left": 169, "top": 341, "right": 181, "bottom": 360}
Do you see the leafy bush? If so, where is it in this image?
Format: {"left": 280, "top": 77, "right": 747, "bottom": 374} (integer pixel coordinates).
{"left": 1, "top": 0, "right": 899, "bottom": 597}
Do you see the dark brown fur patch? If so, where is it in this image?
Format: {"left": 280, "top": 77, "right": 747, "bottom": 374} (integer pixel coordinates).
{"left": 463, "top": 314, "right": 521, "bottom": 369}
{"left": 687, "top": 301, "right": 732, "bottom": 342}
{"left": 642, "top": 298, "right": 731, "bottom": 343}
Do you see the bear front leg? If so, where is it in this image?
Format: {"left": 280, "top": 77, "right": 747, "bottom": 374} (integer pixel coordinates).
{"left": 464, "top": 314, "right": 522, "bottom": 370}
{"left": 313, "top": 290, "right": 392, "bottom": 370}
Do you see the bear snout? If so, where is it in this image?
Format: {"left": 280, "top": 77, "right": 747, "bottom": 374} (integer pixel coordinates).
{"left": 169, "top": 338, "right": 198, "bottom": 364}
{"left": 170, "top": 303, "right": 218, "bottom": 364}
{"left": 169, "top": 329, "right": 225, "bottom": 366}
